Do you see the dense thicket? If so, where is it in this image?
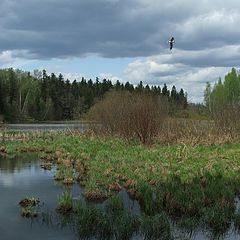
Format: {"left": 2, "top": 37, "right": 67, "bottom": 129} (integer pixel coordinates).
{"left": 0, "top": 68, "right": 187, "bottom": 122}
{"left": 204, "top": 68, "right": 240, "bottom": 131}
{"left": 89, "top": 91, "right": 169, "bottom": 143}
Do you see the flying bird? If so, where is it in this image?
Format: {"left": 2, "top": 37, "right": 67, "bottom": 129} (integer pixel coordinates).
{"left": 168, "top": 37, "right": 175, "bottom": 50}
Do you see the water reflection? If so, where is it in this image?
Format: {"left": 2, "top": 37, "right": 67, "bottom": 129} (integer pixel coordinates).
{"left": 0, "top": 154, "right": 77, "bottom": 240}
{"left": 0, "top": 153, "right": 36, "bottom": 173}
{"left": 6, "top": 122, "right": 92, "bottom": 132}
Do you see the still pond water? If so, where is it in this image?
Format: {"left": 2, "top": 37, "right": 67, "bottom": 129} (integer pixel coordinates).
{"left": 1, "top": 154, "right": 240, "bottom": 239}
{"left": 6, "top": 122, "right": 91, "bottom": 132}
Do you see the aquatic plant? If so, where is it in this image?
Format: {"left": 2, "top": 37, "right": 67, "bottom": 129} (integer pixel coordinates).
{"left": 113, "top": 211, "right": 138, "bottom": 240}
{"left": 40, "top": 162, "right": 52, "bottom": 170}
{"left": 140, "top": 213, "right": 172, "bottom": 240}
{"left": 21, "top": 205, "right": 39, "bottom": 218}
{"left": 175, "top": 216, "right": 200, "bottom": 238}
{"left": 54, "top": 165, "right": 75, "bottom": 184}
{"left": 75, "top": 202, "right": 104, "bottom": 239}
{"left": 19, "top": 197, "right": 40, "bottom": 207}
{"left": 156, "top": 177, "right": 202, "bottom": 217}
{"left": 75, "top": 196, "right": 138, "bottom": 240}
{"left": 105, "top": 195, "right": 124, "bottom": 218}
{"left": 54, "top": 165, "right": 65, "bottom": 181}
{"left": 202, "top": 204, "right": 233, "bottom": 236}
{"left": 19, "top": 197, "right": 40, "bottom": 218}
{"left": 56, "top": 191, "right": 73, "bottom": 214}
{"left": 84, "top": 178, "right": 108, "bottom": 202}
{"left": 137, "top": 182, "right": 155, "bottom": 215}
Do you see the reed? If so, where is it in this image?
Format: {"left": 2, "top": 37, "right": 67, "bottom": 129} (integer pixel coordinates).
{"left": 113, "top": 212, "right": 138, "bottom": 240}
{"left": 75, "top": 202, "right": 105, "bottom": 239}
{"left": 75, "top": 196, "right": 138, "bottom": 240}
{"left": 137, "top": 182, "right": 154, "bottom": 215}
{"left": 203, "top": 204, "right": 233, "bottom": 237}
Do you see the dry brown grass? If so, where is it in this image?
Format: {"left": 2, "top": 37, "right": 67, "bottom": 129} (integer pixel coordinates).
{"left": 157, "top": 118, "right": 240, "bottom": 146}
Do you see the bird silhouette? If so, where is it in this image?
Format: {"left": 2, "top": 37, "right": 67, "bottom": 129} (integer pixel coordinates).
{"left": 168, "top": 37, "right": 175, "bottom": 50}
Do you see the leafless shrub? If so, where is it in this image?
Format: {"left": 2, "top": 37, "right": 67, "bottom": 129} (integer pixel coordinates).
{"left": 88, "top": 90, "right": 168, "bottom": 144}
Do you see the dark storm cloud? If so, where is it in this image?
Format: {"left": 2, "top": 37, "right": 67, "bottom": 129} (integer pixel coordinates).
{"left": 0, "top": 0, "right": 167, "bottom": 58}
{"left": 1, "top": 0, "right": 240, "bottom": 69}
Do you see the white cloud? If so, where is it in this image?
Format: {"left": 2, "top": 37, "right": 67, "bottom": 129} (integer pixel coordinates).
{"left": 124, "top": 55, "right": 230, "bottom": 102}
{"left": 0, "top": 50, "right": 36, "bottom": 69}
{"left": 0, "top": 51, "right": 14, "bottom": 66}
{"left": 177, "top": 10, "right": 240, "bottom": 49}
{"left": 61, "top": 72, "right": 84, "bottom": 81}
{"left": 99, "top": 72, "right": 122, "bottom": 83}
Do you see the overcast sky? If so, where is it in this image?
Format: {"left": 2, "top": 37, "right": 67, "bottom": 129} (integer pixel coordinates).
{"left": 0, "top": 0, "right": 239, "bottom": 102}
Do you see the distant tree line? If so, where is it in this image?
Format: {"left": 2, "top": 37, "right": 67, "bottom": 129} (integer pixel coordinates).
{"left": 204, "top": 68, "right": 240, "bottom": 131}
{"left": 0, "top": 68, "right": 187, "bottom": 122}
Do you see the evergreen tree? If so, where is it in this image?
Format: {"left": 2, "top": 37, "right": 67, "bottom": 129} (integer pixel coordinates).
{"left": 115, "top": 80, "right": 122, "bottom": 91}
{"left": 0, "top": 68, "right": 189, "bottom": 122}
{"left": 145, "top": 84, "right": 150, "bottom": 93}
{"left": 125, "top": 81, "right": 134, "bottom": 92}
{"left": 170, "top": 85, "right": 177, "bottom": 101}
{"left": 136, "top": 81, "right": 144, "bottom": 92}
{"left": 162, "top": 83, "right": 169, "bottom": 97}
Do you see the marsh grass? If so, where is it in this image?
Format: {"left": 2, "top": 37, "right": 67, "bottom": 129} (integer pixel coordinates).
{"left": 175, "top": 216, "right": 200, "bottom": 235}
{"left": 74, "top": 195, "right": 179, "bottom": 239}
{"left": 54, "top": 165, "right": 75, "bottom": 184}
{"left": 54, "top": 165, "right": 66, "bottom": 181}
{"left": 203, "top": 205, "right": 233, "bottom": 236}
{"left": 5, "top": 130, "right": 240, "bottom": 238}
{"left": 137, "top": 182, "right": 154, "bottom": 215}
{"left": 36, "top": 191, "right": 240, "bottom": 239}
{"left": 105, "top": 195, "right": 124, "bottom": 218}
{"left": 83, "top": 179, "right": 108, "bottom": 202}
{"left": 140, "top": 213, "right": 172, "bottom": 240}
{"left": 113, "top": 212, "right": 139, "bottom": 240}
{"left": 75, "top": 202, "right": 108, "bottom": 239}
{"left": 154, "top": 174, "right": 237, "bottom": 220}
{"left": 56, "top": 191, "right": 74, "bottom": 214}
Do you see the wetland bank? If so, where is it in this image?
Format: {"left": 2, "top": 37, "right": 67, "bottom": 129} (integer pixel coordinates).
{"left": 1, "top": 128, "right": 240, "bottom": 240}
